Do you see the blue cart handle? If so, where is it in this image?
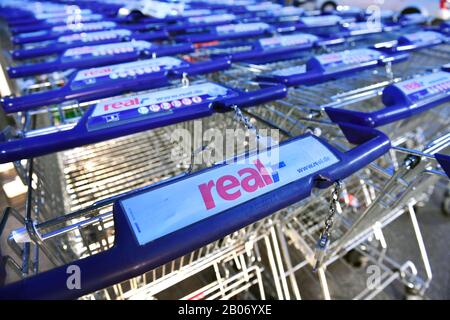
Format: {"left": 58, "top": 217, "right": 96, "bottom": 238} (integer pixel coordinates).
{"left": 12, "top": 23, "right": 166, "bottom": 45}
{"left": 212, "top": 33, "right": 346, "bottom": 63}
{"left": 175, "top": 27, "right": 272, "bottom": 44}
{"left": 1, "top": 58, "right": 232, "bottom": 113}
{"left": 179, "top": 21, "right": 273, "bottom": 41}
{"left": 326, "top": 69, "right": 450, "bottom": 127}
{"left": 220, "top": 42, "right": 312, "bottom": 62}
{"left": 166, "top": 17, "right": 238, "bottom": 33}
{"left": 170, "top": 58, "right": 232, "bottom": 77}
{"left": 256, "top": 48, "right": 408, "bottom": 87}
{"left": 0, "top": 123, "right": 390, "bottom": 299}
{"left": 7, "top": 42, "right": 195, "bottom": 78}
{"left": 9, "top": 14, "right": 105, "bottom": 34}
{"left": 11, "top": 30, "right": 169, "bottom": 60}
{"left": 373, "top": 30, "right": 448, "bottom": 53}
{"left": 0, "top": 83, "right": 287, "bottom": 163}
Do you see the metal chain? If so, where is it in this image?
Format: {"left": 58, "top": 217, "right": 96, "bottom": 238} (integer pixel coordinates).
{"left": 385, "top": 61, "right": 394, "bottom": 81}
{"left": 185, "top": 145, "right": 208, "bottom": 174}
{"left": 313, "top": 180, "right": 342, "bottom": 271}
{"left": 231, "top": 104, "right": 262, "bottom": 141}
{"left": 181, "top": 72, "right": 190, "bottom": 87}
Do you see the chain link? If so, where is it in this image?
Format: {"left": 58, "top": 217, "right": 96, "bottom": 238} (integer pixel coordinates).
{"left": 385, "top": 61, "right": 394, "bottom": 80}
{"left": 181, "top": 72, "right": 190, "bottom": 87}
{"left": 185, "top": 145, "right": 208, "bottom": 174}
{"left": 231, "top": 104, "right": 262, "bottom": 141}
{"left": 313, "top": 180, "right": 342, "bottom": 271}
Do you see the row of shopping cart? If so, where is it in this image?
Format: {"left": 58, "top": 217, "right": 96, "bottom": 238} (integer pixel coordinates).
{"left": 0, "top": 0, "right": 449, "bottom": 300}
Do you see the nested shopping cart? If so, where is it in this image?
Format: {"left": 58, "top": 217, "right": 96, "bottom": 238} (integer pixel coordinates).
{"left": 0, "top": 27, "right": 393, "bottom": 299}
{"left": 186, "top": 18, "right": 427, "bottom": 66}
{"left": 222, "top": 35, "right": 450, "bottom": 299}
{"left": 0, "top": 15, "right": 291, "bottom": 301}
{"left": 0, "top": 2, "right": 287, "bottom": 299}
{"left": 0, "top": 66, "right": 287, "bottom": 297}
{"left": 0, "top": 2, "right": 448, "bottom": 301}
{"left": 0, "top": 97, "right": 391, "bottom": 299}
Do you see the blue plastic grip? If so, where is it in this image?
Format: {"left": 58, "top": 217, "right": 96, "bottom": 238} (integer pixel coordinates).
{"left": 223, "top": 42, "right": 312, "bottom": 63}
{"left": 1, "top": 58, "right": 231, "bottom": 113}
{"left": 256, "top": 51, "right": 408, "bottom": 86}
{"left": 11, "top": 30, "right": 169, "bottom": 60}
{"left": 7, "top": 43, "right": 194, "bottom": 78}
{"left": 170, "top": 58, "right": 232, "bottom": 77}
{"left": 175, "top": 27, "right": 271, "bottom": 44}
{"left": 325, "top": 70, "right": 450, "bottom": 127}
{"left": 0, "top": 83, "right": 287, "bottom": 163}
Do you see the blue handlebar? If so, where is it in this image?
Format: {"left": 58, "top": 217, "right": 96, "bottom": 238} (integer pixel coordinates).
{"left": 373, "top": 30, "right": 447, "bottom": 53}
{"left": 12, "top": 22, "right": 166, "bottom": 45}
{"left": 7, "top": 42, "right": 195, "bottom": 78}
{"left": 1, "top": 58, "right": 232, "bottom": 113}
{"left": 0, "top": 82, "right": 287, "bottom": 163}
{"left": 11, "top": 30, "right": 169, "bottom": 60}
{"left": 218, "top": 33, "right": 320, "bottom": 63}
{"left": 10, "top": 14, "right": 105, "bottom": 34}
{"left": 175, "top": 23, "right": 273, "bottom": 44}
{"left": 256, "top": 48, "right": 408, "bottom": 86}
{"left": 11, "top": 23, "right": 117, "bottom": 44}
{"left": 325, "top": 69, "right": 450, "bottom": 127}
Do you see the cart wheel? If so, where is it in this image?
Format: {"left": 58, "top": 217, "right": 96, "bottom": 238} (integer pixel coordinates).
{"left": 0, "top": 252, "right": 5, "bottom": 286}
{"left": 321, "top": 1, "right": 336, "bottom": 14}
{"left": 442, "top": 196, "right": 450, "bottom": 216}
{"left": 405, "top": 286, "right": 424, "bottom": 300}
{"left": 343, "top": 250, "right": 368, "bottom": 268}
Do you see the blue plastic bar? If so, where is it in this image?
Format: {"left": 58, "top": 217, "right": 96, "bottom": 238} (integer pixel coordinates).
{"left": 256, "top": 47, "right": 408, "bottom": 86}
{"left": 325, "top": 69, "right": 450, "bottom": 127}
{"left": 11, "top": 30, "right": 169, "bottom": 60}
{"left": 7, "top": 41, "right": 195, "bottom": 78}
{"left": 0, "top": 82, "right": 287, "bottom": 163}
{"left": 1, "top": 57, "right": 232, "bottom": 113}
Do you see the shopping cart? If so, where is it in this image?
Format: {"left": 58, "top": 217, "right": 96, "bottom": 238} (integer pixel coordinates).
{"left": 173, "top": 5, "right": 430, "bottom": 59}
{"left": 0, "top": 0, "right": 447, "bottom": 302}
{"left": 0, "top": 119, "right": 390, "bottom": 299}
{"left": 0, "top": 11, "right": 392, "bottom": 299}
{"left": 0, "top": 101, "right": 281, "bottom": 300}
{"left": 229, "top": 46, "right": 449, "bottom": 299}
{"left": 192, "top": 20, "right": 449, "bottom": 297}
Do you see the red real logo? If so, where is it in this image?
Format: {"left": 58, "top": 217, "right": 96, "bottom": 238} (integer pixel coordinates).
{"left": 198, "top": 159, "right": 280, "bottom": 210}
